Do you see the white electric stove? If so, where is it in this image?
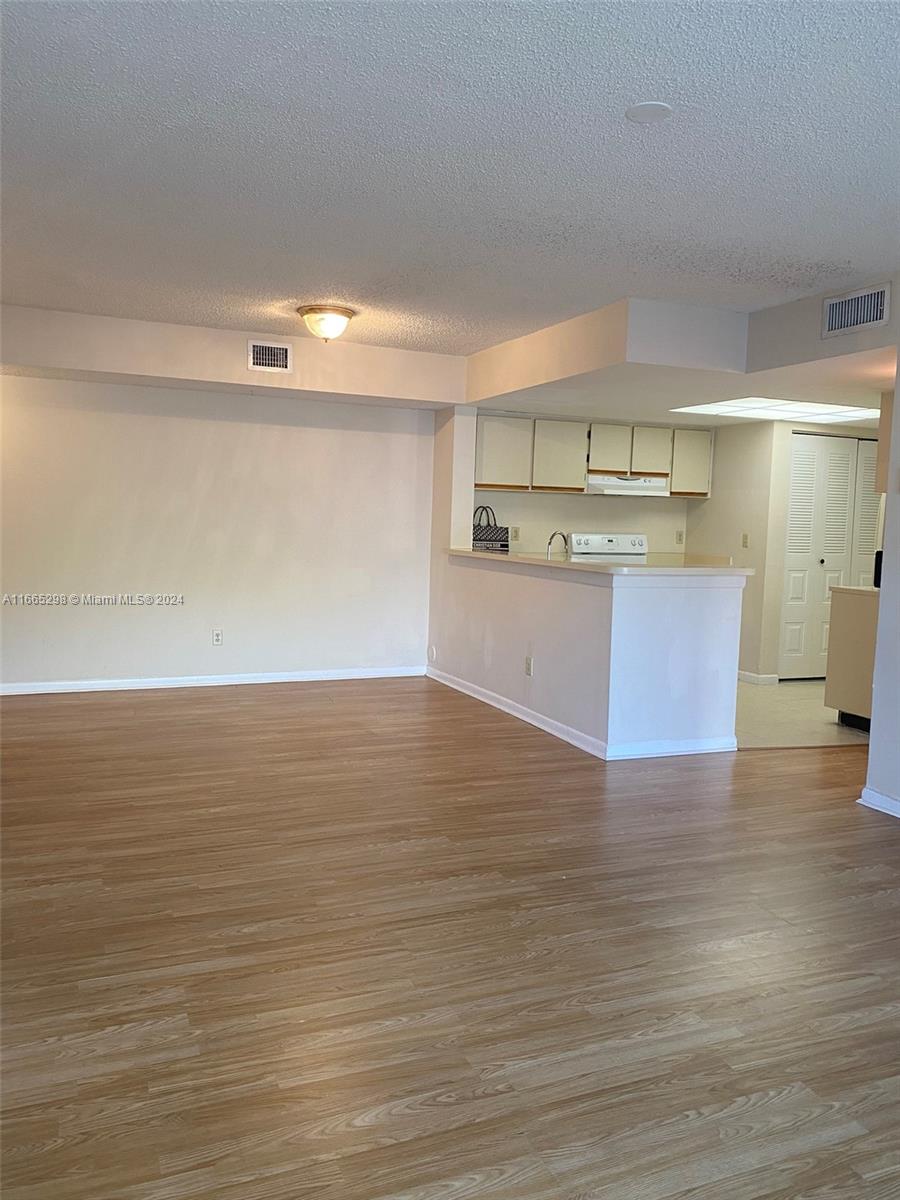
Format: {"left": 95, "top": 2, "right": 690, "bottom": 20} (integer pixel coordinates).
{"left": 568, "top": 532, "right": 648, "bottom": 563}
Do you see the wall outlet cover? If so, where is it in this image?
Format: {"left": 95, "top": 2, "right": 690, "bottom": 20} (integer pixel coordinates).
{"left": 524, "top": 655, "right": 534, "bottom": 677}
{"left": 675, "top": 529, "right": 685, "bottom": 545}
{"left": 741, "top": 532, "right": 750, "bottom": 549}
{"left": 212, "top": 629, "right": 223, "bottom": 646}
{"left": 510, "top": 526, "right": 520, "bottom": 542}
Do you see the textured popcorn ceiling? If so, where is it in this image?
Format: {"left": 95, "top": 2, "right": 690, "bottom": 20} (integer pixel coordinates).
{"left": 3, "top": 1, "right": 899, "bottom": 355}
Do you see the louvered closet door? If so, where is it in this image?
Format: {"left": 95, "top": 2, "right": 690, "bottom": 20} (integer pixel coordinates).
{"left": 779, "top": 434, "right": 857, "bottom": 679}
{"left": 849, "top": 440, "right": 881, "bottom": 587}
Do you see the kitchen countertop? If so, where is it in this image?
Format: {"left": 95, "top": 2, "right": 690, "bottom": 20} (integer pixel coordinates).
{"left": 449, "top": 549, "right": 753, "bottom": 577}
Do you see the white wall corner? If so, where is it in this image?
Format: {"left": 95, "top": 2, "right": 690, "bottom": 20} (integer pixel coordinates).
{"left": 449, "top": 406, "right": 477, "bottom": 549}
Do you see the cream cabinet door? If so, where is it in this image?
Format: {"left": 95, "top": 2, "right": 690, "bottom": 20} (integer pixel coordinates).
{"left": 631, "top": 426, "right": 673, "bottom": 475}
{"left": 671, "top": 429, "right": 712, "bottom": 495}
{"left": 532, "top": 420, "right": 589, "bottom": 490}
{"left": 475, "top": 415, "right": 533, "bottom": 488}
{"left": 588, "top": 424, "right": 633, "bottom": 474}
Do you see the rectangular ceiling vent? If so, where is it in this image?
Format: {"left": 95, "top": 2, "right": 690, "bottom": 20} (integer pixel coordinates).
{"left": 247, "top": 340, "right": 292, "bottom": 372}
{"left": 821, "top": 284, "right": 890, "bottom": 339}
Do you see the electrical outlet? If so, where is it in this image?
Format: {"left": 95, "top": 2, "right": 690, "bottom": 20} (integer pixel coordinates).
{"left": 428, "top": 644, "right": 437, "bottom": 663}
{"left": 510, "top": 526, "right": 520, "bottom": 542}
{"left": 524, "top": 655, "right": 534, "bottom": 677}
{"left": 741, "top": 532, "right": 750, "bottom": 549}
{"left": 675, "top": 529, "right": 685, "bottom": 546}
{"left": 212, "top": 629, "right": 223, "bottom": 646}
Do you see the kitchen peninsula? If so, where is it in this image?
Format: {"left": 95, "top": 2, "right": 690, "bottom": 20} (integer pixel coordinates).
{"left": 428, "top": 548, "right": 752, "bottom": 761}
{"left": 427, "top": 406, "right": 752, "bottom": 761}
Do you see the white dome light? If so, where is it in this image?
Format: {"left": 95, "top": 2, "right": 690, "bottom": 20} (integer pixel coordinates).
{"left": 297, "top": 305, "right": 356, "bottom": 341}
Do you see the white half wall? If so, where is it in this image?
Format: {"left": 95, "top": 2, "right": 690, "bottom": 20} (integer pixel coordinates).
{"left": 428, "top": 552, "right": 746, "bottom": 760}
{"left": 1, "top": 376, "right": 434, "bottom": 688}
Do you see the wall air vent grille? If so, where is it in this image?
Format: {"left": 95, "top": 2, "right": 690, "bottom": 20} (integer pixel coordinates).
{"left": 822, "top": 284, "right": 889, "bottom": 338}
{"left": 248, "top": 341, "right": 292, "bottom": 372}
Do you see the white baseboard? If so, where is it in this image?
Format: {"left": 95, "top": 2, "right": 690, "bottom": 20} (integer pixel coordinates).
{"left": 604, "top": 736, "right": 737, "bottom": 759}
{"left": 426, "top": 667, "right": 607, "bottom": 759}
{"left": 1, "top": 665, "right": 427, "bottom": 696}
{"left": 426, "top": 668, "right": 737, "bottom": 761}
{"left": 738, "top": 671, "right": 779, "bottom": 686}
{"left": 858, "top": 786, "right": 900, "bottom": 820}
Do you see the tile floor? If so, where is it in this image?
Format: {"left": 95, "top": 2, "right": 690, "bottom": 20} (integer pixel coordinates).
{"left": 736, "top": 679, "right": 869, "bottom": 749}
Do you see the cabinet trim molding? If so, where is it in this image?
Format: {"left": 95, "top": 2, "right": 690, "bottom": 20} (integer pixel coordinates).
{"left": 475, "top": 483, "right": 531, "bottom": 491}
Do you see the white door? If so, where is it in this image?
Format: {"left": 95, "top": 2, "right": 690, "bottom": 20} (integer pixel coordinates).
{"left": 779, "top": 434, "right": 857, "bottom": 679}
{"left": 849, "top": 440, "right": 881, "bottom": 587}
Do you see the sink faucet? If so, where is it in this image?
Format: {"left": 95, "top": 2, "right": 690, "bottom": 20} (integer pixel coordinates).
{"left": 547, "top": 531, "right": 569, "bottom": 559}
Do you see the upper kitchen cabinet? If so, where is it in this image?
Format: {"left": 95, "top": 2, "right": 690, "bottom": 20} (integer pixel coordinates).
{"left": 631, "top": 426, "right": 674, "bottom": 475}
{"left": 475, "top": 415, "right": 533, "bottom": 489}
{"left": 670, "top": 428, "right": 713, "bottom": 496}
{"left": 588, "top": 424, "right": 633, "bottom": 474}
{"left": 532, "top": 420, "right": 589, "bottom": 491}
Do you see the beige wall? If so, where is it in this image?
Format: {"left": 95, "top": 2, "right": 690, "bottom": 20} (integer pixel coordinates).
{"left": 476, "top": 490, "right": 688, "bottom": 559}
{"left": 465, "top": 300, "right": 630, "bottom": 403}
{"left": 1, "top": 376, "right": 434, "bottom": 686}
{"left": 685, "top": 424, "right": 776, "bottom": 677}
{"left": 747, "top": 273, "right": 899, "bottom": 372}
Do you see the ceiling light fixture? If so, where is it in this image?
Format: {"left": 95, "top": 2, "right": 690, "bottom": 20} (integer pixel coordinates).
{"left": 625, "top": 101, "right": 673, "bottom": 124}
{"left": 671, "top": 398, "right": 881, "bottom": 424}
{"left": 296, "top": 305, "right": 356, "bottom": 342}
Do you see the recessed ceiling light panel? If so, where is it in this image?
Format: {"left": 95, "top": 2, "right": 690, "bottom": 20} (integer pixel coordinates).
{"left": 625, "top": 101, "right": 673, "bottom": 124}
{"left": 671, "top": 398, "right": 880, "bottom": 424}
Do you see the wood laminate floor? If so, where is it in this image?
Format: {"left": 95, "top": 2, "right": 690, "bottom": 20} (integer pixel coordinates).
{"left": 2, "top": 679, "right": 898, "bottom": 1200}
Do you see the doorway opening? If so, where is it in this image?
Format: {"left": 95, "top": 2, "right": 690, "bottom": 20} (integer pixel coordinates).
{"left": 738, "top": 429, "right": 881, "bottom": 750}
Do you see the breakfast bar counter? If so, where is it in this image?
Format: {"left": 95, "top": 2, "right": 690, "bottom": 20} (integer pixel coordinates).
{"left": 449, "top": 548, "right": 751, "bottom": 577}
{"left": 428, "top": 550, "right": 752, "bottom": 761}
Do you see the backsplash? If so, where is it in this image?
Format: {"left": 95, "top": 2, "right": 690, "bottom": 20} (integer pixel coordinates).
{"left": 475, "top": 490, "right": 689, "bottom": 557}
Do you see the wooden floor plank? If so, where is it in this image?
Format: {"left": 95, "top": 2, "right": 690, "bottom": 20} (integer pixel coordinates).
{"left": 1, "top": 678, "right": 897, "bottom": 1199}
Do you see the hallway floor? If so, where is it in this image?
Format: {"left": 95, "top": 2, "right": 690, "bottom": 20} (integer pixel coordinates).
{"left": 737, "top": 679, "right": 870, "bottom": 749}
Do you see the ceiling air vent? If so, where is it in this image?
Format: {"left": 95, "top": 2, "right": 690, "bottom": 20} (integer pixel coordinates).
{"left": 822, "top": 284, "right": 890, "bottom": 339}
{"left": 247, "top": 340, "right": 292, "bottom": 372}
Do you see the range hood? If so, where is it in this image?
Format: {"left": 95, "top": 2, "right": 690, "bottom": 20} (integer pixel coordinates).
{"left": 587, "top": 475, "right": 671, "bottom": 497}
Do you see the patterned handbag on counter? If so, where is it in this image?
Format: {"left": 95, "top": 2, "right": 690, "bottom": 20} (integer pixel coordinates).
{"left": 472, "top": 505, "right": 509, "bottom": 553}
